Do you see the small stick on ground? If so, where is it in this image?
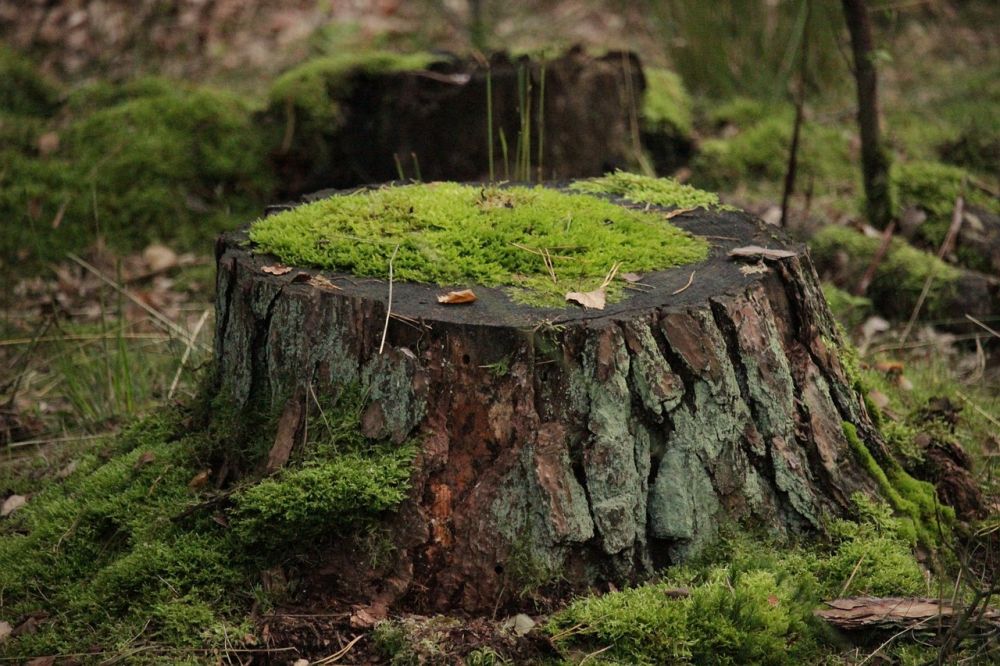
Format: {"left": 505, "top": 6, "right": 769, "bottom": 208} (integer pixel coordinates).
{"left": 379, "top": 244, "right": 401, "bottom": 355}
{"left": 854, "top": 219, "right": 897, "bottom": 296}
{"left": 671, "top": 270, "right": 696, "bottom": 296}
{"left": 314, "top": 634, "right": 365, "bottom": 665}
{"left": 965, "top": 314, "right": 1000, "bottom": 340}
{"left": 900, "top": 193, "right": 965, "bottom": 342}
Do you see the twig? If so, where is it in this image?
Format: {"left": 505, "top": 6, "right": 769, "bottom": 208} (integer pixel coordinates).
{"left": 965, "top": 314, "right": 1000, "bottom": 340}
{"left": 379, "top": 244, "right": 401, "bottom": 355}
{"left": 956, "top": 391, "right": 1000, "bottom": 431}
{"left": 4, "top": 432, "right": 114, "bottom": 450}
{"left": 900, "top": 193, "right": 965, "bottom": 343}
{"left": 167, "top": 309, "right": 211, "bottom": 399}
{"left": 0, "top": 333, "right": 170, "bottom": 347}
{"left": 314, "top": 634, "right": 364, "bottom": 664}
{"left": 839, "top": 552, "right": 867, "bottom": 597}
{"left": 855, "top": 219, "right": 897, "bottom": 296}
{"left": 66, "top": 253, "right": 209, "bottom": 352}
{"left": 600, "top": 262, "right": 622, "bottom": 289}
{"left": 671, "top": 271, "right": 696, "bottom": 296}
{"left": 857, "top": 613, "right": 936, "bottom": 666}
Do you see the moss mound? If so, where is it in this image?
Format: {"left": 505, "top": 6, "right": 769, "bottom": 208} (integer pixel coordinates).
{"left": 570, "top": 170, "right": 724, "bottom": 209}
{"left": 269, "top": 50, "right": 443, "bottom": 130}
{"left": 642, "top": 67, "right": 693, "bottom": 137}
{"left": 248, "top": 181, "right": 709, "bottom": 306}
{"left": 0, "top": 385, "right": 415, "bottom": 658}
{"left": 810, "top": 225, "right": 961, "bottom": 320}
{"left": 0, "top": 47, "right": 61, "bottom": 118}
{"left": 692, "top": 112, "right": 854, "bottom": 192}
{"left": 0, "top": 77, "right": 273, "bottom": 270}
{"left": 548, "top": 502, "right": 926, "bottom": 665}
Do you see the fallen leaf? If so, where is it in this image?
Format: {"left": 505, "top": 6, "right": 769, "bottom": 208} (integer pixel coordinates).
{"left": 867, "top": 390, "right": 890, "bottom": 411}
{"left": 874, "top": 360, "right": 904, "bottom": 374}
{"left": 861, "top": 316, "right": 891, "bottom": 341}
{"left": 0, "top": 621, "right": 11, "bottom": 643}
{"left": 621, "top": 272, "right": 643, "bottom": 283}
{"left": 664, "top": 206, "right": 697, "bottom": 219}
{"left": 728, "top": 245, "right": 797, "bottom": 261}
{"left": 1, "top": 494, "right": 27, "bottom": 518}
{"left": 739, "top": 262, "right": 769, "bottom": 276}
{"left": 261, "top": 264, "right": 292, "bottom": 276}
{"left": 509, "top": 613, "right": 536, "bottom": 636}
{"left": 25, "top": 657, "right": 54, "bottom": 666}
{"left": 350, "top": 604, "right": 387, "bottom": 629}
{"left": 437, "top": 289, "right": 477, "bottom": 304}
{"left": 897, "top": 375, "right": 914, "bottom": 391}
{"left": 267, "top": 399, "right": 303, "bottom": 473}
{"left": 142, "top": 243, "right": 178, "bottom": 273}
{"left": 56, "top": 460, "right": 78, "bottom": 479}
{"left": 37, "top": 131, "right": 60, "bottom": 156}
{"left": 188, "top": 470, "right": 211, "bottom": 490}
{"left": 565, "top": 288, "right": 606, "bottom": 310}
{"left": 767, "top": 594, "right": 780, "bottom": 607}
{"left": 309, "top": 275, "right": 342, "bottom": 290}
{"left": 134, "top": 451, "right": 156, "bottom": 469}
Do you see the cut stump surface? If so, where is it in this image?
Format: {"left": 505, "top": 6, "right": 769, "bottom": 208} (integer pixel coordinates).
{"left": 215, "top": 189, "right": 889, "bottom": 613}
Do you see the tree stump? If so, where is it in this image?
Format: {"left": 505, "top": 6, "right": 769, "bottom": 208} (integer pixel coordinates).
{"left": 214, "top": 186, "right": 890, "bottom": 613}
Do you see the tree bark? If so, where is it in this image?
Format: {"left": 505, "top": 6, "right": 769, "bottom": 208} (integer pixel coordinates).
{"left": 215, "top": 193, "right": 892, "bottom": 613}
{"left": 842, "top": 0, "right": 894, "bottom": 229}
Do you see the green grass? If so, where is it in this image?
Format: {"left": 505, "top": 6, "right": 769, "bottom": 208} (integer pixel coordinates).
{"left": 248, "top": 182, "right": 709, "bottom": 306}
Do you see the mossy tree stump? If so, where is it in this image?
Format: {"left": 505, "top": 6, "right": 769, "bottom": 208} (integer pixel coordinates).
{"left": 214, "top": 181, "right": 890, "bottom": 613}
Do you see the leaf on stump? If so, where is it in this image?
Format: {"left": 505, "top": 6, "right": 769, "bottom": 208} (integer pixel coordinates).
{"left": 262, "top": 264, "right": 292, "bottom": 276}
{"left": 728, "top": 245, "right": 797, "bottom": 261}
{"left": 437, "top": 289, "right": 477, "bottom": 304}
{"left": 565, "top": 288, "right": 606, "bottom": 310}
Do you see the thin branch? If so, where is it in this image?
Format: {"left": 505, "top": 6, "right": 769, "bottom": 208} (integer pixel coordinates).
{"left": 167, "top": 309, "right": 211, "bottom": 399}
{"left": 379, "top": 244, "right": 401, "bottom": 355}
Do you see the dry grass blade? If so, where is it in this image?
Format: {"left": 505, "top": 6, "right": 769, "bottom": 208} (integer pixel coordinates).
{"left": 671, "top": 270, "right": 695, "bottom": 295}
{"left": 900, "top": 193, "right": 965, "bottom": 343}
{"left": 313, "top": 634, "right": 365, "bottom": 664}
{"left": 378, "top": 244, "right": 401, "bottom": 355}
{"left": 965, "top": 315, "right": 1000, "bottom": 340}
{"left": 66, "top": 253, "right": 209, "bottom": 353}
{"left": 167, "top": 309, "right": 211, "bottom": 399}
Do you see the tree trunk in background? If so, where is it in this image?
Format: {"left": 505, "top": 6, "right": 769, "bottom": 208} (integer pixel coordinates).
{"left": 842, "top": 0, "right": 894, "bottom": 229}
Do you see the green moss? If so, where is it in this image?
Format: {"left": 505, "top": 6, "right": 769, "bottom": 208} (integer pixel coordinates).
{"left": 0, "top": 81, "right": 273, "bottom": 270}
{"left": 891, "top": 161, "right": 1000, "bottom": 264}
{"left": 821, "top": 284, "right": 872, "bottom": 331}
{"left": 0, "top": 47, "right": 61, "bottom": 117}
{"left": 691, "top": 114, "right": 854, "bottom": 192}
{"left": 549, "top": 509, "right": 927, "bottom": 665}
{"left": 570, "top": 170, "right": 725, "bottom": 209}
{"left": 269, "top": 50, "right": 443, "bottom": 128}
{"left": 0, "top": 384, "right": 416, "bottom": 659}
{"left": 841, "top": 422, "right": 952, "bottom": 547}
{"left": 249, "top": 182, "right": 709, "bottom": 307}
{"left": 810, "top": 226, "right": 961, "bottom": 320}
{"left": 705, "top": 97, "right": 771, "bottom": 130}
{"left": 642, "top": 67, "right": 693, "bottom": 137}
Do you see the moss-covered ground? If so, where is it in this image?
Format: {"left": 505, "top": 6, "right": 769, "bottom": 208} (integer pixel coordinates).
{"left": 0, "top": 382, "right": 415, "bottom": 660}
{"left": 248, "top": 182, "right": 709, "bottom": 306}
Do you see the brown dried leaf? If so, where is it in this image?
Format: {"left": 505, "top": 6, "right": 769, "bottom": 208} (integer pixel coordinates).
{"left": 1, "top": 494, "right": 27, "bottom": 518}
{"left": 621, "top": 272, "right": 643, "bottom": 283}
{"left": 188, "top": 470, "right": 210, "bottom": 490}
{"left": 664, "top": 207, "right": 697, "bottom": 219}
{"left": 565, "top": 288, "right": 606, "bottom": 310}
{"left": 739, "top": 262, "right": 769, "bottom": 276}
{"left": 142, "top": 243, "right": 178, "bottom": 273}
{"left": 309, "top": 274, "right": 342, "bottom": 290}
{"left": 728, "top": 245, "right": 797, "bottom": 261}
{"left": 261, "top": 264, "right": 292, "bottom": 276}
{"left": 867, "top": 390, "right": 890, "bottom": 411}
{"left": 134, "top": 451, "right": 156, "bottom": 469}
{"left": 267, "top": 399, "right": 303, "bottom": 473}
{"left": 0, "top": 621, "right": 11, "bottom": 643}
{"left": 437, "top": 289, "right": 477, "bottom": 304}
{"left": 37, "top": 131, "right": 60, "bottom": 156}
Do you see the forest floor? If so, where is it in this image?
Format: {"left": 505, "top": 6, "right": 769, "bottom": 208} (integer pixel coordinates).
{"left": 1, "top": 1, "right": 999, "bottom": 664}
